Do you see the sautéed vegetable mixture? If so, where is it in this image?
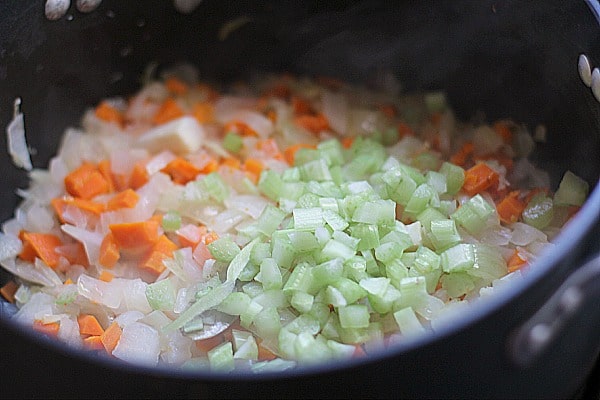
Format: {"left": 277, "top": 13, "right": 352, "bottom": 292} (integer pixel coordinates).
{"left": 0, "top": 72, "right": 589, "bottom": 371}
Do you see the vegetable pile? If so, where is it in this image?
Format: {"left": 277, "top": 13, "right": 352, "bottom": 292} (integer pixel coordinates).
{"left": 0, "top": 71, "right": 589, "bottom": 372}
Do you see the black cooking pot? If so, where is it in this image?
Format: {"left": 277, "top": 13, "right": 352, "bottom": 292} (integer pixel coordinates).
{"left": 0, "top": 1, "right": 599, "bottom": 398}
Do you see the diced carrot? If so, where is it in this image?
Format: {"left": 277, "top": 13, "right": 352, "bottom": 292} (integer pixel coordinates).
{"left": 266, "top": 109, "right": 277, "bottom": 123}
{"left": 256, "top": 138, "right": 283, "bottom": 160}
{"left": 83, "top": 335, "right": 104, "bottom": 350}
{"left": 109, "top": 220, "right": 160, "bottom": 250}
{"left": 100, "top": 321, "right": 122, "bottom": 354}
{"left": 450, "top": 142, "right": 474, "bottom": 166}
{"left": 139, "top": 234, "right": 178, "bottom": 275}
{"left": 243, "top": 158, "right": 264, "bottom": 177}
{"left": 64, "top": 278, "right": 74, "bottom": 285}
{"left": 192, "top": 102, "right": 214, "bottom": 124}
{"left": 51, "top": 197, "right": 106, "bottom": 223}
{"left": 176, "top": 224, "right": 207, "bottom": 248}
{"left": 257, "top": 341, "right": 278, "bottom": 361}
{"left": 98, "top": 159, "right": 117, "bottom": 193}
{"left": 295, "top": 113, "right": 329, "bottom": 134}
{"left": 264, "top": 82, "right": 290, "bottom": 99}
{"left": 196, "top": 83, "right": 220, "bottom": 102}
{"left": 224, "top": 121, "right": 259, "bottom": 137}
{"left": 95, "top": 101, "right": 123, "bottom": 126}
{"left": 0, "top": 280, "right": 18, "bottom": 303}
{"left": 152, "top": 97, "right": 185, "bottom": 125}
{"left": 161, "top": 157, "right": 201, "bottom": 185}
{"left": 165, "top": 77, "right": 189, "bottom": 95}
{"left": 195, "top": 335, "right": 223, "bottom": 353}
{"left": 78, "top": 314, "right": 105, "bottom": 336}
{"left": 129, "top": 163, "right": 149, "bottom": 190}
{"left": 493, "top": 121, "right": 513, "bottom": 143}
{"left": 99, "top": 233, "right": 120, "bottom": 268}
{"left": 199, "top": 158, "right": 219, "bottom": 174}
{"left": 64, "top": 162, "right": 111, "bottom": 200}
{"left": 496, "top": 191, "right": 526, "bottom": 224}
{"left": 203, "top": 231, "right": 219, "bottom": 245}
{"left": 283, "top": 143, "right": 315, "bottom": 165}
{"left": 33, "top": 320, "right": 60, "bottom": 337}
{"left": 507, "top": 249, "right": 528, "bottom": 273}
{"left": 353, "top": 345, "right": 367, "bottom": 358}
{"left": 379, "top": 104, "right": 397, "bottom": 118}
{"left": 291, "top": 96, "right": 312, "bottom": 115}
{"left": 341, "top": 136, "right": 354, "bottom": 149}
{"left": 397, "top": 122, "right": 415, "bottom": 138}
{"left": 106, "top": 189, "right": 140, "bottom": 211}
{"left": 57, "top": 242, "right": 89, "bottom": 267}
{"left": 98, "top": 270, "right": 114, "bottom": 282}
{"left": 461, "top": 162, "right": 499, "bottom": 196}
{"left": 19, "top": 231, "right": 63, "bottom": 269}
{"left": 221, "top": 157, "right": 241, "bottom": 170}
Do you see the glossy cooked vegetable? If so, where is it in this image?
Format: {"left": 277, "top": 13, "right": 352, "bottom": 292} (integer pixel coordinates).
{"left": 0, "top": 71, "right": 589, "bottom": 372}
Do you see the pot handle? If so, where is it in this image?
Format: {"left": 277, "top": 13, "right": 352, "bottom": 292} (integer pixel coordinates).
{"left": 508, "top": 253, "right": 600, "bottom": 366}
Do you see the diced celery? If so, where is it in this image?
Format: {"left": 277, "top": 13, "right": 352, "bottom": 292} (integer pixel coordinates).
{"left": 287, "top": 231, "right": 320, "bottom": 252}
{"left": 338, "top": 304, "right": 370, "bottom": 329}
{"left": 404, "top": 183, "right": 437, "bottom": 219}
{"left": 327, "top": 339, "right": 356, "bottom": 359}
{"left": 412, "top": 245, "right": 441, "bottom": 274}
{"left": 362, "top": 249, "right": 382, "bottom": 277}
{"left": 396, "top": 276, "right": 444, "bottom": 320}
{"left": 429, "top": 219, "right": 461, "bottom": 251}
{"left": 452, "top": 194, "right": 495, "bottom": 235}
{"left": 469, "top": 243, "right": 507, "bottom": 282}
{"left": 370, "top": 284, "right": 402, "bottom": 314}
{"left": 311, "top": 258, "right": 344, "bottom": 291}
{"left": 257, "top": 258, "right": 283, "bottom": 290}
{"left": 319, "top": 197, "right": 340, "bottom": 212}
{"left": 294, "top": 148, "right": 321, "bottom": 166}
{"left": 270, "top": 236, "right": 296, "bottom": 269}
{"left": 359, "top": 277, "right": 390, "bottom": 297}
{"left": 218, "top": 291, "right": 251, "bottom": 315}
{"left": 162, "top": 210, "right": 181, "bottom": 232}
{"left": 200, "top": 173, "right": 229, "bottom": 203}
{"left": 308, "top": 302, "right": 331, "bottom": 327}
{"left": 250, "top": 242, "right": 271, "bottom": 266}
{"left": 233, "top": 333, "right": 258, "bottom": 360}
{"left": 416, "top": 207, "right": 447, "bottom": 231}
{"left": 393, "top": 307, "right": 425, "bottom": 337}
{"left": 258, "top": 170, "right": 284, "bottom": 201}
{"left": 522, "top": 193, "right": 554, "bottom": 230}
{"left": 318, "top": 139, "right": 345, "bottom": 166}
{"left": 439, "top": 162, "right": 465, "bottom": 195}
{"left": 325, "top": 285, "right": 347, "bottom": 307}
{"left": 343, "top": 153, "right": 384, "bottom": 180}
{"left": 146, "top": 278, "right": 176, "bottom": 311}
{"left": 320, "top": 239, "right": 356, "bottom": 261}
{"left": 374, "top": 242, "right": 404, "bottom": 264}
{"left": 300, "top": 159, "right": 332, "bottom": 182}
{"left": 294, "top": 332, "right": 333, "bottom": 364}
{"left": 283, "top": 262, "right": 313, "bottom": 295}
{"left": 290, "top": 291, "right": 314, "bottom": 313}
{"left": 426, "top": 171, "right": 447, "bottom": 194}
{"left": 351, "top": 199, "right": 396, "bottom": 226}
{"left": 240, "top": 300, "right": 264, "bottom": 328}
{"left": 281, "top": 182, "right": 306, "bottom": 202}
{"left": 282, "top": 166, "right": 301, "bottom": 182}
{"left": 285, "top": 314, "right": 321, "bottom": 335}
{"left": 208, "top": 238, "right": 241, "bottom": 262}
{"left": 251, "top": 358, "right": 297, "bottom": 373}
{"left": 351, "top": 223, "right": 380, "bottom": 251}
{"left": 323, "top": 210, "right": 349, "bottom": 231}
{"left": 440, "top": 272, "right": 475, "bottom": 298}
{"left": 331, "top": 277, "right": 367, "bottom": 304}
{"left": 183, "top": 316, "right": 204, "bottom": 334}
{"left": 314, "top": 225, "right": 332, "bottom": 246}
{"left": 208, "top": 342, "right": 234, "bottom": 372}
{"left": 277, "top": 328, "right": 298, "bottom": 360}
{"left": 440, "top": 243, "right": 475, "bottom": 273}
{"left": 293, "top": 207, "right": 324, "bottom": 230}
{"left": 321, "top": 314, "right": 342, "bottom": 339}
{"left": 223, "top": 131, "right": 243, "bottom": 153}
{"left": 253, "top": 307, "right": 282, "bottom": 339}
{"left": 252, "top": 289, "right": 289, "bottom": 309}
{"left": 385, "top": 258, "right": 409, "bottom": 288}
{"left": 242, "top": 281, "right": 264, "bottom": 298}
{"left": 412, "top": 152, "right": 440, "bottom": 171}
{"left": 553, "top": 170, "right": 589, "bottom": 206}
{"left": 343, "top": 255, "right": 368, "bottom": 282}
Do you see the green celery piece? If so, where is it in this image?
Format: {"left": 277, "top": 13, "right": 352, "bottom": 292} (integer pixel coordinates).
{"left": 258, "top": 170, "right": 284, "bottom": 201}
{"left": 208, "top": 342, "right": 234, "bottom": 372}
{"left": 208, "top": 238, "right": 241, "bottom": 263}
{"left": 351, "top": 223, "right": 380, "bottom": 251}
{"left": 440, "top": 243, "right": 475, "bottom": 273}
{"left": 553, "top": 170, "right": 589, "bottom": 206}
{"left": 352, "top": 199, "right": 396, "bottom": 226}
{"left": 299, "top": 159, "right": 333, "bottom": 182}
{"left": 440, "top": 272, "right": 475, "bottom": 298}
{"left": 200, "top": 173, "right": 229, "bottom": 203}
{"left": 146, "top": 278, "right": 177, "bottom": 311}
{"left": 338, "top": 304, "right": 370, "bottom": 329}
{"left": 439, "top": 162, "right": 465, "bottom": 195}
{"left": 522, "top": 193, "right": 554, "bottom": 230}
{"left": 223, "top": 131, "right": 243, "bottom": 153}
